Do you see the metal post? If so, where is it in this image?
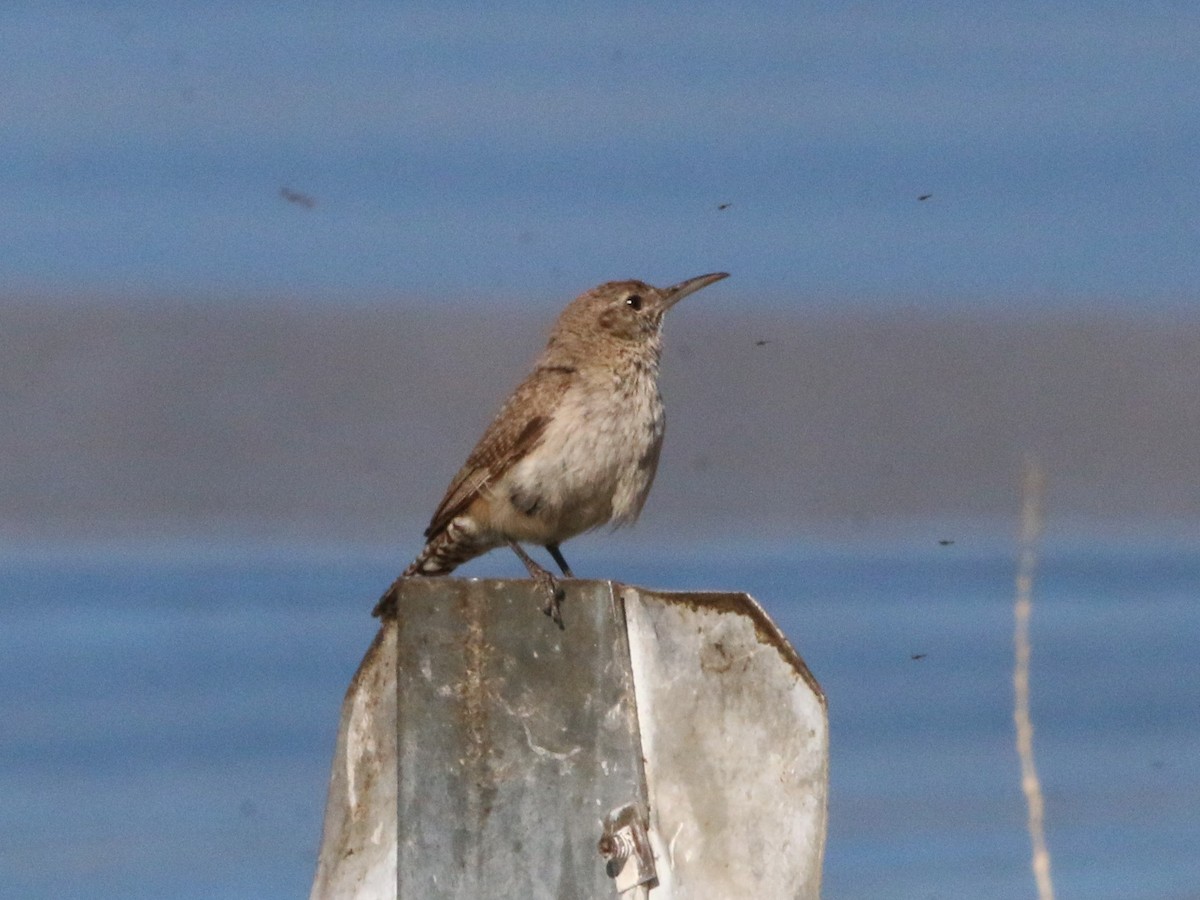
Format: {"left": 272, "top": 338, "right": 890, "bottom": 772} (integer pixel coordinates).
{"left": 311, "top": 580, "right": 828, "bottom": 899}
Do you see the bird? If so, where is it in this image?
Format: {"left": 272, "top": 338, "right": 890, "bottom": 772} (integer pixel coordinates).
{"left": 373, "top": 272, "right": 730, "bottom": 626}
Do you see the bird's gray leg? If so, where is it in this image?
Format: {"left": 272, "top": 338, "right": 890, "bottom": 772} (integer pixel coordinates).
{"left": 545, "top": 543, "right": 574, "bottom": 578}
{"left": 508, "top": 541, "right": 566, "bottom": 629}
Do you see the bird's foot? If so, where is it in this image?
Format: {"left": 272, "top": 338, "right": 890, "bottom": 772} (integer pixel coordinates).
{"left": 536, "top": 572, "right": 567, "bottom": 630}
{"left": 509, "top": 541, "right": 567, "bottom": 629}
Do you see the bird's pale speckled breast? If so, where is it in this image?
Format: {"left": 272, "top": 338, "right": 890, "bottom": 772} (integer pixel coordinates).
{"left": 491, "top": 363, "right": 664, "bottom": 542}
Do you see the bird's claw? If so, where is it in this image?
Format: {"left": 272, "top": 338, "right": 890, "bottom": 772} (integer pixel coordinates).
{"left": 541, "top": 584, "right": 566, "bottom": 630}
{"left": 530, "top": 569, "right": 566, "bottom": 630}
{"left": 507, "top": 540, "right": 568, "bottom": 629}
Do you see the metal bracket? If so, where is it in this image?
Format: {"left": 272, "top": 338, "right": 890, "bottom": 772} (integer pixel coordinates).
{"left": 598, "top": 802, "right": 657, "bottom": 893}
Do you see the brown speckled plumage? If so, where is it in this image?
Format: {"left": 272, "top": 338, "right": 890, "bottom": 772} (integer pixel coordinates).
{"left": 376, "top": 272, "right": 729, "bottom": 623}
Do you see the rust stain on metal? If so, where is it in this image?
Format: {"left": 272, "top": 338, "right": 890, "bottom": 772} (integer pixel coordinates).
{"left": 455, "top": 589, "right": 491, "bottom": 759}
{"left": 454, "top": 585, "right": 501, "bottom": 823}
{"left": 625, "top": 587, "right": 826, "bottom": 706}
{"left": 698, "top": 638, "right": 739, "bottom": 674}
{"left": 336, "top": 621, "right": 396, "bottom": 822}
{"left": 344, "top": 623, "right": 389, "bottom": 703}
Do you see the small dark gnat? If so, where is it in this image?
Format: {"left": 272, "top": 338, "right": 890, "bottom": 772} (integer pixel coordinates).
{"left": 280, "top": 187, "right": 316, "bottom": 209}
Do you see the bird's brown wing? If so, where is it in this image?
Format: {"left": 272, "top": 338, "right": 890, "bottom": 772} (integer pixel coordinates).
{"left": 423, "top": 365, "right": 574, "bottom": 539}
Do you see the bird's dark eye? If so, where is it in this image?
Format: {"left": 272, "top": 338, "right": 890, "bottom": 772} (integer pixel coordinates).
{"left": 625, "top": 294, "right": 643, "bottom": 311}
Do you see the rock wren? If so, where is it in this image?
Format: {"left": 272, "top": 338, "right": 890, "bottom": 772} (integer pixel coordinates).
{"left": 374, "top": 272, "right": 729, "bottom": 625}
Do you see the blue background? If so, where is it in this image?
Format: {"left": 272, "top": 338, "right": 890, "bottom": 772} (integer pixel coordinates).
{"left": 4, "top": 3, "right": 1199, "bottom": 310}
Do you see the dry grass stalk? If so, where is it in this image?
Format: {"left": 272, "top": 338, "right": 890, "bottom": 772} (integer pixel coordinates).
{"left": 1014, "top": 458, "right": 1055, "bottom": 900}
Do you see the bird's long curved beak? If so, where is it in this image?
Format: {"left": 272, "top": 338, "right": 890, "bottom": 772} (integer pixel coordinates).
{"left": 661, "top": 271, "right": 729, "bottom": 310}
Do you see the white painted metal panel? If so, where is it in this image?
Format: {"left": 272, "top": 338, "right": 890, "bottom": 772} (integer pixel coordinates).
{"left": 623, "top": 588, "right": 827, "bottom": 899}
{"left": 310, "top": 625, "right": 398, "bottom": 900}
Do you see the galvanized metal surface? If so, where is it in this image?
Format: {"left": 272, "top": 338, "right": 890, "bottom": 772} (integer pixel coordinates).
{"left": 394, "top": 579, "right": 647, "bottom": 900}
{"left": 310, "top": 579, "right": 828, "bottom": 900}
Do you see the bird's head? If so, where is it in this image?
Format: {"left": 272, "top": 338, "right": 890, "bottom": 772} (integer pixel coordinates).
{"left": 549, "top": 272, "right": 729, "bottom": 353}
